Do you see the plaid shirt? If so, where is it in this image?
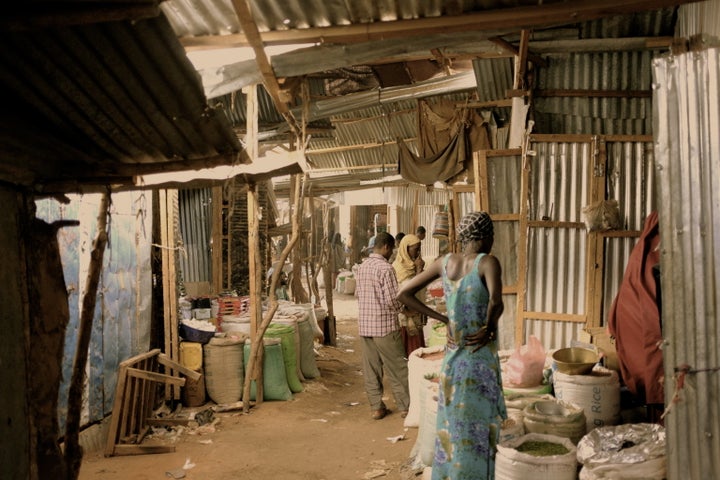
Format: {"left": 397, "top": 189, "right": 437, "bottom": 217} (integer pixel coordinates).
{"left": 356, "top": 253, "right": 403, "bottom": 337}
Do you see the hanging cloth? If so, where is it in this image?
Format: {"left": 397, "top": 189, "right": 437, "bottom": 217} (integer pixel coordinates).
{"left": 397, "top": 125, "right": 466, "bottom": 185}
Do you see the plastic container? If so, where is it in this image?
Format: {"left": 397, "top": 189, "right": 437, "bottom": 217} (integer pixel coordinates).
{"left": 179, "top": 341, "right": 203, "bottom": 371}
{"left": 180, "top": 323, "right": 216, "bottom": 344}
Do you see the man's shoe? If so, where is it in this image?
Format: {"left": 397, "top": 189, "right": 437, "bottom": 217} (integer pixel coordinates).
{"left": 372, "top": 407, "right": 388, "bottom": 420}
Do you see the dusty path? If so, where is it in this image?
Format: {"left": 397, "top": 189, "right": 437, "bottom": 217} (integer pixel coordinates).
{"left": 79, "top": 293, "right": 419, "bottom": 480}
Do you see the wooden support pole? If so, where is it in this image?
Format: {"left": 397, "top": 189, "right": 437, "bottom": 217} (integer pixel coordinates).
{"left": 211, "top": 186, "right": 223, "bottom": 293}
{"left": 323, "top": 202, "right": 336, "bottom": 346}
{"left": 584, "top": 136, "right": 608, "bottom": 329}
{"left": 247, "top": 183, "right": 264, "bottom": 403}
{"left": 64, "top": 191, "right": 110, "bottom": 479}
{"left": 243, "top": 174, "right": 303, "bottom": 413}
{"left": 515, "top": 146, "right": 531, "bottom": 348}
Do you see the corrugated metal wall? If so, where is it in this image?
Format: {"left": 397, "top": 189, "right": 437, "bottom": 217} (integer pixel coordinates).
{"left": 677, "top": 0, "right": 720, "bottom": 38}
{"left": 178, "top": 188, "right": 212, "bottom": 283}
{"left": 654, "top": 46, "right": 720, "bottom": 480}
{"left": 525, "top": 142, "right": 590, "bottom": 347}
{"left": 36, "top": 192, "right": 152, "bottom": 427}
{"left": 524, "top": 139, "right": 655, "bottom": 350}
{"left": 385, "top": 185, "right": 451, "bottom": 260}
{"left": 603, "top": 141, "right": 656, "bottom": 319}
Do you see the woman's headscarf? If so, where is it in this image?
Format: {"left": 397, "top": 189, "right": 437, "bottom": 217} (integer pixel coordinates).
{"left": 457, "top": 211, "right": 494, "bottom": 243}
{"left": 393, "top": 234, "right": 421, "bottom": 283}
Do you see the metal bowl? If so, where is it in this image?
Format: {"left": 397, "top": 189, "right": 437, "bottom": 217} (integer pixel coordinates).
{"left": 552, "top": 347, "right": 599, "bottom": 375}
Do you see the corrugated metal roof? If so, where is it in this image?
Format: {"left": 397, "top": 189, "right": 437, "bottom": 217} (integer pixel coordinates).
{"left": 0, "top": 1, "right": 689, "bottom": 192}
{"left": 0, "top": 13, "right": 244, "bottom": 192}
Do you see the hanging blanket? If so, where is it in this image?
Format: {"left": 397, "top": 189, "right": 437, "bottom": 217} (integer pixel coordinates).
{"left": 397, "top": 126, "right": 466, "bottom": 185}
{"left": 608, "top": 211, "right": 663, "bottom": 404}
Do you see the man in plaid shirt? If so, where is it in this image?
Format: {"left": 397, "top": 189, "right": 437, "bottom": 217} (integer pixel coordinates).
{"left": 356, "top": 231, "right": 410, "bottom": 420}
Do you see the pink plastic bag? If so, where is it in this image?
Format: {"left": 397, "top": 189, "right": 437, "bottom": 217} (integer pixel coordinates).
{"left": 504, "top": 335, "right": 546, "bottom": 387}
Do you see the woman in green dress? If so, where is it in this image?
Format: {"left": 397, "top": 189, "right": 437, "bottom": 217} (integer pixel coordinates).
{"left": 398, "top": 211, "right": 506, "bottom": 479}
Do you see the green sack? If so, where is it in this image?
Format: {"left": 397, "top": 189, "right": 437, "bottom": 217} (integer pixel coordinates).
{"left": 264, "top": 323, "right": 304, "bottom": 393}
{"left": 243, "top": 340, "right": 293, "bottom": 401}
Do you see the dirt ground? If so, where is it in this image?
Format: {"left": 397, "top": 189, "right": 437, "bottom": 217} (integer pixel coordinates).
{"left": 79, "top": 293, "right": 420, "bottom": 480}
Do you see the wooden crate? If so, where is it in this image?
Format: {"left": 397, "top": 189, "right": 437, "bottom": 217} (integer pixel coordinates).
{"left": 105, "top": 349, "right": 201, "bottom": 457}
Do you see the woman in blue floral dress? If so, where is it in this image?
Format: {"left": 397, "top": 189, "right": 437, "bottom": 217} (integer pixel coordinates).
{"left": 398, "top": 211, "right": 506, "bottom": 479}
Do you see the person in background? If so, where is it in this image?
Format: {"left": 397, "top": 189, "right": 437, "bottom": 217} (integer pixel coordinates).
{"left": 330, "top": 232, "right": 346, "bottom": 287}
{"left": 355, "top": 231, "right": 410, "bottom": 420}
{"left": 398, "top": 211, "right": 506, "bottom": 480}
{"left": 389, "top": 231, "right": 405, "bottom": 263}
{"left": 392, "top": 234, "right": 427, "bottom": 356}
{"left": 415, "top": 225, "right": 426, "bottom": 241}
{"left": 363, "top": 227, "right": 376, "bottom": 256}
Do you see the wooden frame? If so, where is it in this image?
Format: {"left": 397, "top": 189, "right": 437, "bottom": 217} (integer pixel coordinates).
{"left": 105, "top": 350, "right": 200, "bottom": 457}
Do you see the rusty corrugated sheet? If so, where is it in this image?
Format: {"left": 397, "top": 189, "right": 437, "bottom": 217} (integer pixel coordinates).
{"left": 534, "top": 51, "right": 656, "bottom": 135}
{"left": 654, "top": 46, "right": 720, "bottom": 480}
{"left": 0, "top": 14, "right": 243, "bottom": 190}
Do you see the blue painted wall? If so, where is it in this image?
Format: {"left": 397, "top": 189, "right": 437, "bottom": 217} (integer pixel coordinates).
{"left": 36, "top": 192, "right": 153, "bottom": 428}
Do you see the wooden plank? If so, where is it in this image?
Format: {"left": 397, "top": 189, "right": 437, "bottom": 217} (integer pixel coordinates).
{"left": 104, "top": 364, "right": 128, "bottom": 457}
{"left": 473, "top": 152, "right": 482, "bottom": 211}
{"left": 146, "top": 418, "right": 194, "bottom": 427}
{"left": 515, "top": 148, "right": 531, "bottom": 348}
{"left": 465, "top": 99, "right": 514, "bottom": 109}
{"left": 211, "top": 186, "right": 223, "bottom": 294}
{"left": 599, "top": 230, "right": 641, "bottom": 238}
{"left": 136, "top": 357, "right": 153, "bottom": 443}
{"left": 125, "top": 372, "right": 141, "bottom": 444}
{"left": 158, "top": 354, "right": 202, "bottom": 380}
{"left": 530, "top": 133, "right": 595, "bottom": 143}
{"left": 118, "top": 349, "right": 161, "bottom": 368}
{"left": 126, "top": 368, "right": 186, "bottom": 387}
{"left": 490, "top": 213, "right": 520, "bottom": 222}
{"left": 111, "top": 445, "right": 176, "bottom": 456}
{"left": 521, "top": 311, "right": 587, "bottom": 323}
{"left": 477, "top": 149, "right": 490, "bottom": 211}
{"left": 528, "top": 220, "right": 586, "bottom": 229}
{"left": 585, "top": 137, "right": 608, "bottom": 329}
{"left": 159, "top": 191, "right": 171, "bottom": 401}
{"left": 486, "top": 148, "right": 522, "bottom": 157}
{"left": 231, "top": 0, "right": 299, "bottom": 135}
{"left": 535, "top": 89, "right": 651, "bottom": 98}
{"left": 167, "top": 193, "right": 180, "bottom": 400}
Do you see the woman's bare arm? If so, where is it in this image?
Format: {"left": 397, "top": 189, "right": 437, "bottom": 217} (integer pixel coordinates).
{"left": 397, "top": 258, "right": 448, "bottom": 324}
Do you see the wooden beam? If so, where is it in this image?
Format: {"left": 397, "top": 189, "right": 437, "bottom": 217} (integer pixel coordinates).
{"left": 521, "top": 311, "right": 587, "bottom": 323}
{"left": 535, "top": 89, "right": 652, "bottom": 98}
{"left": 463, "top": 99, "right": 514, "bottom": 109}
{"left": 306, "top": 138, "right": 415, "bottom": 156}
{"left": 181, "top": 0, "right": 698, "bottom": 48}
{"left": 230, "top": 0, "right": 300, "bottom": 136}
{"left": 584, "top": 137, "right": 608, "bottom": 329}
{"left": 529, "top": 36, "right": 673, "bottom": 53}
{"left": 515, "top": 146, "right": 531, "bottom": 347}
{"left": 309, "top": 164, "right": 398, "bottom": 173}
{"left": 489, "top": 32, "right": 547, "bottom": 68}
